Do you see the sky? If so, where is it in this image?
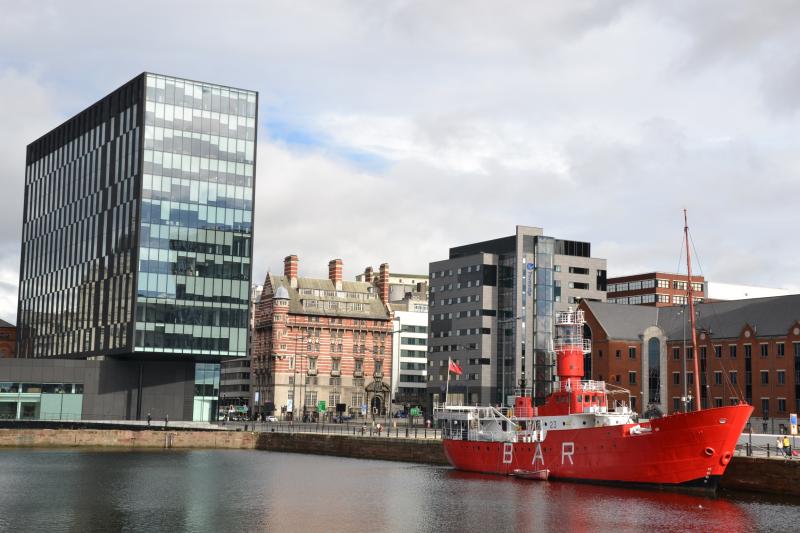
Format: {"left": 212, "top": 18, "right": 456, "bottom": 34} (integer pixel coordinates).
{"left": 1, "top": 0, "right": 799, "bottom": 323}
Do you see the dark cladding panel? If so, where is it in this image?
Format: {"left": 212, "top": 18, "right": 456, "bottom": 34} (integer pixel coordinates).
{"left": 17, "top": 75, "right": 145, "bottom": 358}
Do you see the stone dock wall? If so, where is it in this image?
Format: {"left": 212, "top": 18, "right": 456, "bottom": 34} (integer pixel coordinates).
{"left": 0, "top": 428, "right": 256, "bottom": 449}
{"left": 1, "top": 428, "right": 797, "bottom": 496}
{"left": 254, "top": 432, "right": 448, "bottom": 465}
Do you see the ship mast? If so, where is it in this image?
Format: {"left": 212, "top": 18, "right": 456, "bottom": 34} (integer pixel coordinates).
{"left": 684, "top": 209, "right": 702, "bottom": 411}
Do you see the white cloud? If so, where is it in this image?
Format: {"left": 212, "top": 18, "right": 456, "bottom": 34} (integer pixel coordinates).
{"left": 1, "top": 0, "right": 800, "bottom": 324}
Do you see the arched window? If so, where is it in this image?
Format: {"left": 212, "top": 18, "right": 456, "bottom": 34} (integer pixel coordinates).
{"left": 648, "top": 338, "right": 660, "bottom": 404}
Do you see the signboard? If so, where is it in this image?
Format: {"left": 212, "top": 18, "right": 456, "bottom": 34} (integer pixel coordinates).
{"left": 410, "top": 407, "right": 421, "bottom": 417}
{"left": 317, "top": 400, "right": 327, "bottom": 413}
{"left": 287, "top": 399, "right": 293, "bottom": 413}
{"left": 791, "top": 413, "right": 798, "bottom": 435}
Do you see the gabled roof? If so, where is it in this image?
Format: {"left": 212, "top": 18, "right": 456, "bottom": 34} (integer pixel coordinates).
{"left": 266, "top": 274, "right": 390, "bottom": 320}
{"left": 586, "top": 294, "right": 800, "bottom": 341}
{"left": 0, "top": 319, "right": 13, "bottom": 328}
{"left": 584, "top": 301, "right": 659, "bottom": 341}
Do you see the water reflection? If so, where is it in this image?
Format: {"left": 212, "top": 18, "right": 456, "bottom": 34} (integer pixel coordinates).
{"left": 0, "top": 449, "right": 790, "bottom": 532}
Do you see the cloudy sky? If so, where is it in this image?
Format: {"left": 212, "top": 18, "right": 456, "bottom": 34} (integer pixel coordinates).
{"left": 1, "top": 1, "right": 799, "bottom": 322}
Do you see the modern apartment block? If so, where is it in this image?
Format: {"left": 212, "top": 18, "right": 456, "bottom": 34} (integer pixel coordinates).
{"left": 14, "top": 73, "right": 257, "bottom": 421}
{"left": 582, "top": 294, "right": 800, "bottom": 431}
{"left": 427, "top": 226, "right": 607, "bottom": 408}
{"left": 252, "top": 257, "right": 394, "bottom": 421}
{"left": 607, "top": 273, "right": 705, "bottom": 307}
{"left": 390, "top": 287, "right": 429, "bottom": 413}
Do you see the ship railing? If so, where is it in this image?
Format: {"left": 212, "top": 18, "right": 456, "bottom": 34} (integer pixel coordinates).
{"left": 552, "top": 380, "right": 607, "bottom": 393}
{"left": 555, "top": 309, "right": 585, "bottom": 325}
{"left": 553, "top": 337, "right": 591, "bottom": 353}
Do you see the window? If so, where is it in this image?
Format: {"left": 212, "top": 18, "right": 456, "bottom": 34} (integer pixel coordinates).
{"left": 714, "top": 398, "right": 723, "bottom": 408}
{"left": 642, "top": 279, "right": 655, "bottom": 289}
{"left": 308, "top": 357, "right": 317, "bottom": 370}
{"left": 332, "top": 358, "right": 340, "bottom": 372}
{"left": 672, "top": 347, "right": 680, "bottom": 360}
{"left": 778, "top": 398, "right": 787, "bottom": 413}
{"left": 673, "top": 372, "right": 680, "bottom": 385}
{"left": 673, "top": 398, "right": 681, "bottom": 412}
{"left": 686, "top": 347, "right": 694, "bottom": 360}
{"left": 700, "top": 346, "right": 707, "bottom": 359}
{"left": 729, "top": 371, "right": 737, "bottom": 385}
{"left": 778, "top": 370, "right": 786, "bottom": 385}
{"left": 760, "top": 344, "right": 769, "bottom": 358}
{"left": 629, "top": 281, "right": 642, "bottom": 290}
{"left": 761, "top": 398, "right": 769, "bottom": 415}
{"left": 628, "top": 347, "right": 636, "bottom": 359}
{"left": 656, "top": 279, "right": 669, "bottom": 289}
{"left": 615, "top": 350, "right": 621, "bottom": 359}
{"left": 777, "top": 342, "right": 785, "bottom": 357}
{"left": 687, "top": 372, "right": 694, "bottom": 385}
{"left": 744, "top": 344, "right": 752, "bottom": 358}
{"left": 673, "top": 281, "right": 687, "bottom": 290}
{"left": 714, "top": 345, "right": 722, "bottom": 358}
{"left": 691, "top": 283, "right": 703, "bottom": 292}
{"left": 760, "top": 370, "right": 769, "bottom": 385}
{"left": 628, "top": 371, "right": 636, "bottom": 385}
{"left": 729, "top": 345, "right": 737, "bottom": 358}
{"left": 672, "top": 295, "right": 687, "bottom": 305}
{"left": 714, "top": 371, "right": 722, "bottom": 385}
{"left": 657, "top": 294, "right": 670, "bottom": 303}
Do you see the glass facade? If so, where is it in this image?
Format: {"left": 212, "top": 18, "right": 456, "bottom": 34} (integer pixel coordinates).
{"left": 193, "top": 362, "right": 220, "bottom": 421}
{"left": 0, "top": 382, "right": 84, "bottom": 420}
{"left": 19, "top": 73, "right": 256, "bottom": 364}
{"left": 135, "top": 74, "right": 256, "bottom": 357}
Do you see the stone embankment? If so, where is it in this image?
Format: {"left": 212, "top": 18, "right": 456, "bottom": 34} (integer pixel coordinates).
{"left": 1, "top": 427, "right": 798, "bottom": 496}
{"left": 0, "top": 428, "right": 255, "bottom": 449}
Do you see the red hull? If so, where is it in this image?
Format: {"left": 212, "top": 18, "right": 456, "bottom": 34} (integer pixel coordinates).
{"left": 443, "top": 405, "right": 752, "bottom": 489}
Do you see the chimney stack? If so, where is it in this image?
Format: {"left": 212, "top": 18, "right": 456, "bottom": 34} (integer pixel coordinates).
{"left": 364, "top": 266, "right": 374, "bottom": 283}
{"left": 378, "top": 263, "right": 390, "bottom": 304}
{"left": 284, "top": 255, "right": 299, "bottom": 288}
{"left": 329, "top": 258, "right": 343, "bottom": 290}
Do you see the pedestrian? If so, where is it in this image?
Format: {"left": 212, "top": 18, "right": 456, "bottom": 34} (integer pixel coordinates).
{"left": 784, "top": 435, "right": 792, "bottom": 459}
{"left": 777, "top": 437, "right": 784, "bottom": 456}
{"left": 377, "top": 423, "right": 382, "bottom": 436}
{"left": 146, "top": 412, "right": 151, "bottom": 427}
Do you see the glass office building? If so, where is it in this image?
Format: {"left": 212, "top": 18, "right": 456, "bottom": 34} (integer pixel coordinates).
{"left": 17, "top": 73, "right": 256, "bottom": 421}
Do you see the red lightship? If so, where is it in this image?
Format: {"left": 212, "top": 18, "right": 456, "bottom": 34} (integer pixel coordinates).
{"left": 435, "top": 212, "right": 752, "bottom": 492}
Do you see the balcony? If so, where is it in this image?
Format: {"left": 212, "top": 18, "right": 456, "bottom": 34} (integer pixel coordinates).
{"left": 330, "top": 369, "right": 341, "bottom": 377}
{"left": 373, "top": 371, "right": 384, "bottom": 379}
{"left": 353, "top": 370, "right": 363, "bottom": 378}
{"left": 307, "top": 368, "right": 318, "bottom": 376}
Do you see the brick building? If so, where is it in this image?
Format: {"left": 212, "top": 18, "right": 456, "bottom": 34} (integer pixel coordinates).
{"left": 252, "top": 256, "right": 394, "bottom": 421}
{"left": 0, "top": 320, "right": 15, "bottom": 358}
{"left": 581, "top": 294, "right": 800, "bottom": 431}
{"left": 607, "top": 272, "right": 705, "bottom": 307}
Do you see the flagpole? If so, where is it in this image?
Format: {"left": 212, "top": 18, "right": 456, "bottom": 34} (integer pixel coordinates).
{"left": 445, "top": 357, "right": 451, "bottom": 407}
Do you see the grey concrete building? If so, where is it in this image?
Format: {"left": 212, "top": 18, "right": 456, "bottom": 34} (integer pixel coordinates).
{"left": 0, "top": 358, "right": 207, "bottom": 421}
{"left": 427, "top": 225, "right": 607, "bottom": 408}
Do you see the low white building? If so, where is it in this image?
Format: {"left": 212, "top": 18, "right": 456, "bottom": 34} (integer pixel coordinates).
{"left": 390, "top": 295, "right": 429, "bottom": 414}
{"left": 706, "top": 282, "right": 798, "bottom": 301}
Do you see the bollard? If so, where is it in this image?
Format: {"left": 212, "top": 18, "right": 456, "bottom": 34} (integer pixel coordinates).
{"left": 767, "top": 444, "right": 770, "bottom": 458}
{"left": 415, "top": 428, "right": 418, "bottom": 439}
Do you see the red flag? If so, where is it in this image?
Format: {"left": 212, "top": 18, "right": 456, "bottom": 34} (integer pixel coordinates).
{"left": 448, "top": 358, "right": 462, "bottom": 375}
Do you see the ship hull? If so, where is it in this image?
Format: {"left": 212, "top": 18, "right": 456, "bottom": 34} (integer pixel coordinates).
{"left": 442, "top": 405, "right": 752, "bottom": 491}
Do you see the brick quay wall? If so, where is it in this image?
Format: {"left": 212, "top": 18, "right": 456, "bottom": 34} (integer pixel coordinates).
{"left": 1, "top": 428, "right": 797, "bottom": 496}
